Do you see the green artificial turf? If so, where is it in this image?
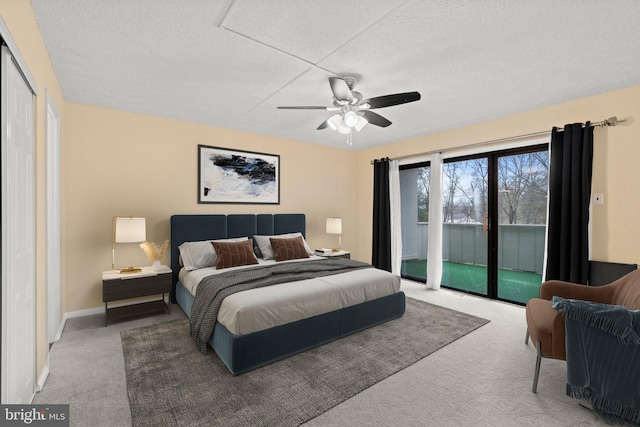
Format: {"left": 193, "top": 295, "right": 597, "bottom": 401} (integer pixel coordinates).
{"left": 401, "top": 260, "right": 542, "bottom": 304}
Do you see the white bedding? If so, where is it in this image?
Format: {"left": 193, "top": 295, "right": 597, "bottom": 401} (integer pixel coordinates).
{"left": 178, "top": 256, "right": 401, "bottom": 335}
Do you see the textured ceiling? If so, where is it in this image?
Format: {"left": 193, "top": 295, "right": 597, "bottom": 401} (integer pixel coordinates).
{"left": 31, "top": 0, "right": 640, "bottom": 150}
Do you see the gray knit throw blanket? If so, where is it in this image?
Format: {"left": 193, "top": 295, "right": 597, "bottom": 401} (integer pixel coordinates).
{"left": 190, "top": 258, "right": 373, "bottom": 353}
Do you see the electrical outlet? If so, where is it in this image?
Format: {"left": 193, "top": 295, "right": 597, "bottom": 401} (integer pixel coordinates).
{"left": 593, "top": 193, "right": 604, "bottom": 205}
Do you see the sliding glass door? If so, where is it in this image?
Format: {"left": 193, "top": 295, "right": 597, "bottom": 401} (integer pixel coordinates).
{"left": 400, "top": 144, "right": 548, "bottom": 304}
{"left": 496, "top": 150, "right": 548, "bottom": 303}
{"left": 441, "top": 157, "right": 488, "bottom": 295}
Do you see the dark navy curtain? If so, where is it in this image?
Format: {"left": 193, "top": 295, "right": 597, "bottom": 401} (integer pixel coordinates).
{"left": 545, "top": 123, "right": 594, "bottom": 284}
{"left": 372, "top": 158, "right": 392, "bottom": 272}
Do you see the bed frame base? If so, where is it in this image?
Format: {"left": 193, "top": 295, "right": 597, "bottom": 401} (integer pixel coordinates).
{"left": 176, "top": 282, "right": 406, "bottom": 375}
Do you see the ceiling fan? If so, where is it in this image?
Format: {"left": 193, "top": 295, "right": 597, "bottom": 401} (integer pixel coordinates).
{"left": 277, "top": 76, "right": 421, "bottom": 145}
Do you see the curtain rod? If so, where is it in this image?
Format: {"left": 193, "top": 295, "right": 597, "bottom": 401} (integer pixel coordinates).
{"left": 370, "top": 116, "right": 625, "bottom": 165}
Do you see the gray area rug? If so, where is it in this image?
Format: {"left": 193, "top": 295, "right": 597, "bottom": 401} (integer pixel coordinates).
{"left": 121, "top": 297, "right": 489, "bottom": 426}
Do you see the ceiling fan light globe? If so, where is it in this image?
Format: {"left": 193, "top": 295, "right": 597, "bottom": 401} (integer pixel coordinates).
{"left": 327, "top": 114, "right": 342, "bottom": 131}
{"left": 355, "top": 115, "right": 368, "bottom": 132}
{"left": 337, "top": 124, "right": 351, "bottom": 134}
{"left": 343, "top": 111, "right": 358, "bottom": 127}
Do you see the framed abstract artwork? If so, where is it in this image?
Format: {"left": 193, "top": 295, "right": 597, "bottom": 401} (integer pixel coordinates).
{"left": 198, "top": 145, "right": 280, "bottom": 204}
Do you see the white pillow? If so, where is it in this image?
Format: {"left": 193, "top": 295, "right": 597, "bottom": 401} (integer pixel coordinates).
{"left": 178, "top": 237, "right": 248, "bottom": 271}
{"left": 253, "top": 233, "right": 312, "bottom": 260}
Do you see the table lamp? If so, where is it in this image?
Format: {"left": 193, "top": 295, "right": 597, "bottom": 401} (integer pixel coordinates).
{"left": 112, "top": 216, "right": 146, "bottom": 273}
{"left": 326, "top": 217, "right": 342, "bottom": 252}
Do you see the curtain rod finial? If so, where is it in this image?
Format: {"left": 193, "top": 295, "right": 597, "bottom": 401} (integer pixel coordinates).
{"left": 603, "top": 116, "right": 629, "bottom": 127}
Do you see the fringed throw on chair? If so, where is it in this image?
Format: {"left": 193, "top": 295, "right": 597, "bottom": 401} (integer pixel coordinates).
{"left": 552, "top": 297, "right": 640, "bottom": 425}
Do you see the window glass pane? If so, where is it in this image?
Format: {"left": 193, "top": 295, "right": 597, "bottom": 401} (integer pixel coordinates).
{"left": 441, "top": 158, "right": 488, "bottom": 295}
{"left": 400, "top": 165, "right": 429, "bottom": 281}
{"left": 497, "top": 151, "right": 548, "bottom": 303}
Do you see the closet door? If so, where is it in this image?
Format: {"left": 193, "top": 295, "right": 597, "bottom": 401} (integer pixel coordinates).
{"left": 1, "top": 45, "right": 36, "bottom": 404}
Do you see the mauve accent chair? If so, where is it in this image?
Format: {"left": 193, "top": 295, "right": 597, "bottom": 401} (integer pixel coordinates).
{"left": 525, "top": 269, "right": 640, "bottom": 392}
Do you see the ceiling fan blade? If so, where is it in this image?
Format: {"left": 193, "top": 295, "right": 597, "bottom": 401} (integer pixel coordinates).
{"left": 277, "top": 106, "right": 330, "bottom": 110}
{"left": 361, "top": 110, "right": 392, "bottom": 128}
{"left": 329, "top": 77, "right": 354, "bottom": 103}
{"left": 363, "top": 92, "right": 421, "bottom": 109}
{"left": 317, "top": 119, "right": 330, "bottom": 130}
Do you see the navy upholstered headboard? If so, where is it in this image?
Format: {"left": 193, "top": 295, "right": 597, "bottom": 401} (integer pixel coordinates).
{"left": 169, "top": 213, "right": 306, "bottom": 302}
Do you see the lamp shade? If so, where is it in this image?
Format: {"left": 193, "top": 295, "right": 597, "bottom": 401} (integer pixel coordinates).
{"left": 115, "top": 217, "right": 146, "bottom": 243}
{"left": 326, "top": 217, "right": 342, "bottom": 235}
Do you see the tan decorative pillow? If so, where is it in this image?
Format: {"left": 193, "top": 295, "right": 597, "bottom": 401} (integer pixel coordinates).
{"left": 211, "top": 239, "right": 258, "bottom": 269}
{"left": 270, "top": 236, "right": 310, "bottom": 262}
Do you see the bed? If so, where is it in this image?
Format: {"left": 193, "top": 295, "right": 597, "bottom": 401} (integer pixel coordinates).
{"left": 170, "top": 213, "right": 406, "bottom": 375}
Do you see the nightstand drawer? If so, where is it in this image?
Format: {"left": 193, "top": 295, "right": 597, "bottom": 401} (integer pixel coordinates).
{"left": 102, "top": 273, "right": 172, "bottom": 302}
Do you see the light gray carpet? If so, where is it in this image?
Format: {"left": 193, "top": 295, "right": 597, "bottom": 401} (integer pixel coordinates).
{"left": 121, "top": 298, "right": 489, "bottom": 426}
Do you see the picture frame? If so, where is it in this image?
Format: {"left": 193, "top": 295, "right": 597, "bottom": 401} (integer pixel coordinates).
{"left": 198, "top": 145, "right": 280, "bottom": 204}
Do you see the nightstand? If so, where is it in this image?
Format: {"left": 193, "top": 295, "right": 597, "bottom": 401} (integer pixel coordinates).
{"left": 316, "top": 250, "right": 351, "bottom": 259}
{"left": 102, "top": 266, "right": 172, "bottom": 326}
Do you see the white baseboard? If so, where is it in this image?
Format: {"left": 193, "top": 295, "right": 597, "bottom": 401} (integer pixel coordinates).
{"left": 64, "top": 305, "right": 104, "bottom": 319}
{"left": 52, "top": 316, "right": 66, "bottom": 342}
{"left": 36, "top": 361, "right": 49, "bottom": 393}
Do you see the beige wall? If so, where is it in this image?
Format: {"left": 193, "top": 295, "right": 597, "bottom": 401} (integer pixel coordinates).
{"left": 357, "top": 84, "right": 640, "bottom": 268}
{"left": 0, "top": 1, "right": 67, "bottom": 381}
{"left": 64, "top": 102, "right": 359, "bottom": 312}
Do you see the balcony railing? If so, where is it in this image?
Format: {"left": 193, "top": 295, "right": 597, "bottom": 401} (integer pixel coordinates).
{"left": 402, "top": 222, "right": 545, "bottom": 274}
